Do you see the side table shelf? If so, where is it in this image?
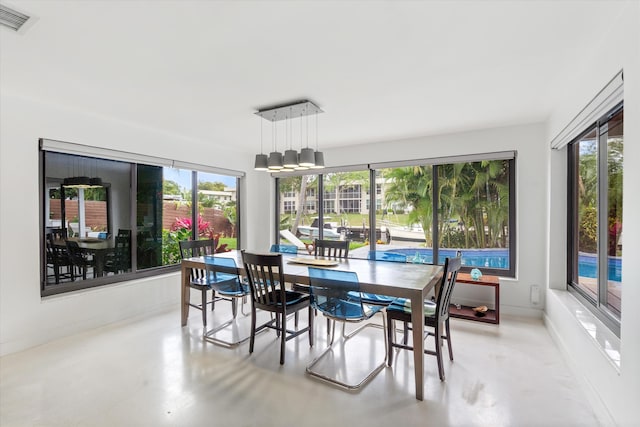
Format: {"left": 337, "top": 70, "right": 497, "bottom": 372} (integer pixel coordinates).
{"left": 449, "top": 272, "right": 500, "bottom": 324}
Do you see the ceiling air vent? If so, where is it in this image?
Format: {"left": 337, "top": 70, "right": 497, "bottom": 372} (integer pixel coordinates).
{"left": 0, "top": 3, "right": 30, "bottom": 31}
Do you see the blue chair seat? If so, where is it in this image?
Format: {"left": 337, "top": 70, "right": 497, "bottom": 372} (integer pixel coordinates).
{"left": 315, "top": 299, "right": 383, "bottom": 320}
{"left": 348, "top": 291, "right": 395, "bottom": 305}
{"left": 386, "top": 297, "right": 437, "bottom": 317}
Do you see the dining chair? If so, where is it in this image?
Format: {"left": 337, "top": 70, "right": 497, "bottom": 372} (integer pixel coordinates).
{"left": 241, "top": 251, "right": 314, "bottom": 365}
{"left": 306, "top": 267, "right": 387, "bottom": 390}
{"left": 66, "top": 240, "right": 96, "bottom": 280}
{"left": 45, "top": 233, "right": 72, "bottom": 284}
{"left": 269, "top": 244, "right": 298, "bottom": 254}
{"left": 179, "top": 239, "right": 220, "bottom": 327}
{"left": 386, "top": 255, "right": 462, "bottom": 381}
{"left": 203, "top": 256, "right": 251, "bottom": 347}
{"left": 314, "top": 239, "right": 350, "bottom": 258}
{"left": 104, "top": 235, "right": 131, "bottom": 275}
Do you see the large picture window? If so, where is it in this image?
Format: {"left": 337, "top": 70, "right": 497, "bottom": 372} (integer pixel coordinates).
{"left": 568, "top": 104, "right": 623, "bottom": 330}
{"left": 276, "top": 155, "right": 515, "bottom": 277}
{"left": 40, "top": 141, "right": 241, "bottom": 296}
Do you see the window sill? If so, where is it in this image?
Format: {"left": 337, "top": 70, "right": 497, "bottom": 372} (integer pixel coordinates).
{"left": 548, "top": 289, "right": 620, "bottom": 371}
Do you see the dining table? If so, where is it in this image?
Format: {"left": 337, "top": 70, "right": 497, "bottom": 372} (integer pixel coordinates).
{"left": 180, "top": 249, "right": 444, "bottom": 401}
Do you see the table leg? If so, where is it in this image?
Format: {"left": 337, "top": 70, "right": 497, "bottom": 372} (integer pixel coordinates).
{"left": 181, "top": 265, "right": 189, "bottom": 326}
{"left": 410, "top": 292, "right": 425, "bottom": 401}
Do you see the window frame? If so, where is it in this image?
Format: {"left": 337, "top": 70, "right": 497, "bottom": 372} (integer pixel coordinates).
{"left": 275, "top": 154, "right": 516, "bottom": 278}
{"left": 39, "top": 141, "right": 242, "bottom": 297}
{"left": 566, "top": 102, "right": 623, "bottom": 335}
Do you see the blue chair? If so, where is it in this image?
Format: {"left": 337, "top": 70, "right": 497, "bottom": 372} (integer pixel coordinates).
{"left": 270, "top": 244, "right": 298, "bottom": 254}
{"left": 386, "top": 255, "right": 462, "bottom": 381}
{"left": 306, "top": 267, "right": 387, "bottom": 390}
{"left": 203, "top": 256, "right": 251, "bottom": 347}
{"left": 355, "top": 251, "right": 408, "bottom": 305}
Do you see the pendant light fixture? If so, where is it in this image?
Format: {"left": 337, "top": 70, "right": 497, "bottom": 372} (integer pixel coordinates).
{"left": 255, "top": 100, "right": 325, "bottom": 172}
{"left": 310, "top": 110, "right": 325, "bottom": 169}
{"left": 254, "top": 114, "right": 269, "bottom": 170}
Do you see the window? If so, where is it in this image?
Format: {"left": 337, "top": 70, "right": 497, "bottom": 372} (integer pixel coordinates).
{"left": 40, "top": 142, "right": 241, "bottom": 296}
{"left": 283, "top": 201, "right": 296, "bottom": 213}
{"left": 276, "top": 155, "right": 515, "bottom": 275}
{"left": 568, "top": 104, "right": 623, "bottom": 330}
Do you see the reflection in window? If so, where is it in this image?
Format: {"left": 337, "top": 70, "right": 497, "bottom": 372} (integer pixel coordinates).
{"left": 41, "top": 148, "right": 242, "bottom": 295}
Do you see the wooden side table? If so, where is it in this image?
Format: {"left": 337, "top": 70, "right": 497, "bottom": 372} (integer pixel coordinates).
{"left": 449, "top": 272, "right": 500, "bottom": 324}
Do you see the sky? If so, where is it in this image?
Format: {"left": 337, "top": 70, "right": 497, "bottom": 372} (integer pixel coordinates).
{"left": 163, "top": 168, "right": 236, "bottom": 191}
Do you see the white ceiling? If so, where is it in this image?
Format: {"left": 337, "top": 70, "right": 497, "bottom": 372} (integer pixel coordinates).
{"left": 0, "top": 1, "right": 626, "bottom": 153}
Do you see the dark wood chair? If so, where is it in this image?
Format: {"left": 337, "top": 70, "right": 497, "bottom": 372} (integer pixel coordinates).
{"left": 45, "top": 233, "right": 72, "bottom": 284}
{"left": 104, "top": 235, "right": 131, "bottom": 274}
{"left": 66, "top": 240, "right": 96, "bottom": 280}
{"left": 312, "top": 239, "right": 351, "bottom": 330}
{"left": 179, "top": 239, "right": 219, "bottom": 327}
{"left": 241, "top": 251, "right": 314, "bottom": 365}
{"left": 314, "top": 239, "right": 350, "bottom": 258}
{"left": 386, "top": 255, "right": 462, "bottom": 381}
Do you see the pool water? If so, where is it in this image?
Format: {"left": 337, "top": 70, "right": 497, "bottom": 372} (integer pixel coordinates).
{"left": 387, "top": 248, "right": 622, "bottom": 282}
{"left": 388, "top": 248, "right": 509, "bottom": 269}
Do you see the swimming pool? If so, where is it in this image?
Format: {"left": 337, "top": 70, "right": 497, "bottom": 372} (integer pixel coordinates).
{"left": 387, "top": 248, "right": 509, "bottom": 269}
{"left": 578, "top": 253, "right": 622, "bottom": 282}
{"left": 386, "top": 248, "right": 622, "bottom": 282}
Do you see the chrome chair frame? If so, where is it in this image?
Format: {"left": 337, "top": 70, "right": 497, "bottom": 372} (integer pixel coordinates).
{"left": 202, "top": 256, "right": 251, "bottom": 348}
{"left": 306, "top": 267, "right": 387, "bottom": 391}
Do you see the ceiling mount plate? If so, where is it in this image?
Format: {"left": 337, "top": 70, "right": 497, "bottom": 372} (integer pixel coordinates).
{"left": 256, "top": 100, "right": 323, "bottom": 122}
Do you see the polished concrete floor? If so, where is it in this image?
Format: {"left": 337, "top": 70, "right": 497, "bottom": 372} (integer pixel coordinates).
{"left": 1, "top": 301, "right": 603, "bottom": 426}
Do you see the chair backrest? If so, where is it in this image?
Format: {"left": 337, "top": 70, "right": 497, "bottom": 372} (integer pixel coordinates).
{"left": 241, "top": 251, "right": 287, "bottom": 309}
{"left": 50, "top": 228, "right": 67, "bottom": 240}
{"left": 314, "top": 239, "right": 350, "bottom": 258}
{"left": 367, "top": 251, "right": 407, "bottom": 263}
{"left": 270, "top": 244, "right": 298, "bottom": 254}
{"left": 179, "top": 239, "right": 217, "bottom": 283}
{"left": 114, "top": 235, "right": 131, "bottom": 270}
{"left": 65, "top": 240, "right": 86, "bottom": 266}
{"left": 204, "top": 256, "right": 244, "bottom": 292}
{"left": 179, "top": 239, "right": 216, "bottom": 258}
{"left": 45, "top": 233, "right": 58, "bottom": 263}
{"left": 307, "top": 267, "right": 367, "bottom": 320}
{"left": 435, "top": 255, "right": 462, "bottom": 322}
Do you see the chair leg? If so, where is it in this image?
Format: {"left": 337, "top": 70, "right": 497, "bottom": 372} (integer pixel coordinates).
{"left": 201, "top": 289, "right": 207, "bottom": 327}
{"left": 249, "top": 306, "right": 257, "bottom": 354}
{"left": 232, "top": 299, "right": 238, "bottom": 318}
{"left": 294, "top": 311, "right": 299, "bottom": 328}
{"left": 387, "top": 318, "right": 394, "bottom": 367}
{"left": 280, "top": 312, "right": 286, "bottom": 365}
{"left": 445, "top": 319, "right": 453, "bottom": 361}
{"left": 434, "top": 322, "right": 445, "bottom": 381}
{"left": 308, "top": 306, "right": 314, "bottom": 347}
{"left": 211, "top": 290, "right": 216, "bottom": 311}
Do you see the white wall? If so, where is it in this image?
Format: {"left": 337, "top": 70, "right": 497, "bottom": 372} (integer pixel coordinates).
{"left": 0, "top": 93, "right": 252, "bottom": 356}
{"left": 545, "top": 3, "right": 640, "bottom": 425}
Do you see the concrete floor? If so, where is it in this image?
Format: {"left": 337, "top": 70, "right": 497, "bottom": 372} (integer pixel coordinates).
{"left": 0, "top": 302, "right": 604, "bottom": 426}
